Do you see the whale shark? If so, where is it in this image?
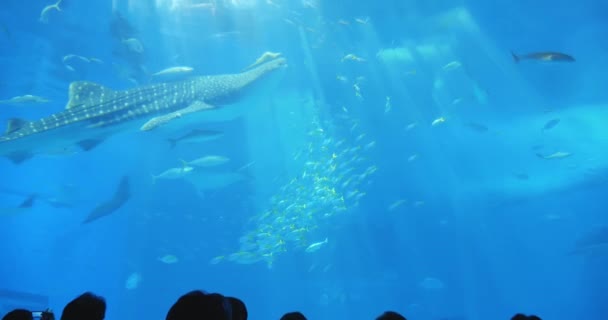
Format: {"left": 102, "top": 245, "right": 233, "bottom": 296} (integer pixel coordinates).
{"left": 0, "top": 57, "right": 287, "bottom": 164}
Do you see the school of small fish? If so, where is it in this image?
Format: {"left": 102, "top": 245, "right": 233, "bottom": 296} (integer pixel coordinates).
{"left": 211, "top": 110, "right": 378, "bottom": 268}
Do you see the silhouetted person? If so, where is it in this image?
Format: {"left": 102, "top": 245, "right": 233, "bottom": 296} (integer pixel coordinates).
{"left": 227, "top": 297, "right": 247, "bottom": 320}
{"left": 2, "top": 309, "right": 32, "bottom": 320}
{"left": 511, "top": 314, "right": 542, "bottom": 320}
{"left": 166, "top": 290, "right": 231, "bottom": 320}
{"left": 60, "top": 292, "right": 106, "bottom": 320}
{"left": 376, "top": 311, "right": 407, "bottom": 320}
{"left": 280, "top": 312, "right": 307, "bottom": 320}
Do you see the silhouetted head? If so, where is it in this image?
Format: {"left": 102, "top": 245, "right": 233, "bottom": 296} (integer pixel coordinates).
{"left": 528, "top": 316, "right": 542, "bottom": 320}
{"left": 376, "top": 311, "right": 407, "bottom": 320}
{"left": 280, "top": 312, "right": 307, "bottom": 320}
{"left": 226, "top": 297, "right": 247, "bottom": 320}
{"left": 166, "top": 290, "right": 231, "bottom": 320}
{"left": 511, "top": 314, "right": 528, "bottom": 320}
{"left": 60, "top": 292, "right": 106, "bottom": 320}
{"left": 2, "top": 309, "right": 33, "bottom": 320}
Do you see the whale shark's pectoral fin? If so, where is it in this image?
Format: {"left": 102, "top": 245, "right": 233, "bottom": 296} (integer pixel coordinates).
{"left": 140, "top": 101, "right": 217, "bottom": 131}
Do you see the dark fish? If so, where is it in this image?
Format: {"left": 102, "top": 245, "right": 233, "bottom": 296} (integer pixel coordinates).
{"left": 569, "top": 226, "right": 608, "bottom": 255}
{"left": 17, "top": 194, "right": 37, "bottom": 208}
{"left": 511, "top": 51, "right": 575, "bottom": 63}
{"left": 82, "top": 176, "right": 131, "bottom": 224}
{"left": 0, "top": 194, "right": 37, "bottom": 216}
{"left": 542, "top": 118, "right": 560, "bottom": 131}
{"left": 168, "top": 129, "right": 224, "bottom": 149}
{"left": 464, "top": 122, "right": 489, "bottom": 133}
{"left": 531, "top": 144, "right": 544, "bottom": 151}
{"left": 0, "top": 187, "right": 73, "bottom": 208}
{"left": 0, "top": 22, "right": 10, "bottom": 40}
{"left": 576, "top": 226, "right": 608, "bottom": 247}
{"left": 512, "top": 171, "right": 529, "bottom": 180}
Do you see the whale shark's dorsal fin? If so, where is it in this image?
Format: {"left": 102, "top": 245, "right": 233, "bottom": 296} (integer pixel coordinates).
{"left": 66, "top": 81, "right": 116, "bottom": 109}
{"left": 5, "top": 118, "right": 28, "bottom": 135}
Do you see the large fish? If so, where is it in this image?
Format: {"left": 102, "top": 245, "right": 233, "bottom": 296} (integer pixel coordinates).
{"left": 0, "top": 57, "right": 287, "bottom": 164}
{"left": 167, "top": 129, "right": 224, "bottom": 149}
{"left": 536, "top": 151, "right": 572, "bottom": 160}
{"left": 511, "top": 51, "right": 575, "bottom": 63}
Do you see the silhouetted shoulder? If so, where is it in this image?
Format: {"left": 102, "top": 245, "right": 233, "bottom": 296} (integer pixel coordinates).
{"left": 376, "top": 311, "right": 407, "bottom": 320}
{"left": 280, "top": 312, "right": 307, "bottom": 320}
{"left": 166, "top": 290, "right": 231, "bottom": 320}
{"left": 60, "top": 292, "right": 106, "bottom": 320}
{"left": 2, "top": 309, "right": 33, "bottom": 320}
{"left": 226, "top": 297, "right": 247, "bottom": 320}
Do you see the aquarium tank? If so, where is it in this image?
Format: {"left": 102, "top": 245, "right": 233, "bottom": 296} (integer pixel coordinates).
{"left": 1, "top": 0, "right": 607, "bottom": 319}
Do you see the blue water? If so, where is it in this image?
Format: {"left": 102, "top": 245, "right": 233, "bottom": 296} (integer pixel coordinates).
{"left": 1, "top": 0, "right": 607, "bottom": 319}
